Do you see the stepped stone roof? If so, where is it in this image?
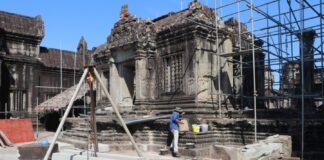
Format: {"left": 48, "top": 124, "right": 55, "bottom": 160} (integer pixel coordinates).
{"left": 0, "top": 10, "right": 44, "bottom": 38}
{"left": 153, "top": 0, "right": 217, "bottom": 32}
{"left": 39, "top": 47, "right": 90, "bottom": 70}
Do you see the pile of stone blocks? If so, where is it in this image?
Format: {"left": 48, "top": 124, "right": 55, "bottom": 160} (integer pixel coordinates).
{"left": 210, "top": 135, "right": 298, "bottom": 160}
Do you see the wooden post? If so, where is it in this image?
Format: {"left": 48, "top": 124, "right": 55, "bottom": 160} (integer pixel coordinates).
{"left": 87, "top": 67, "right": 98, "bottom": 156}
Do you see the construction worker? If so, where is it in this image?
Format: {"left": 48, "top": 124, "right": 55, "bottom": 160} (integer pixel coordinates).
{"left": 169, "top": 107, "right": 185, "bottom": 157}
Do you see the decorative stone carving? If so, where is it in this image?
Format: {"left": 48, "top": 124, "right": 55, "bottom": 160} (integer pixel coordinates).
{"left": 189, "top": 0, "right": 203, "bottom": 11}
{"left": 120, "top": 4, "right": 130, "bottom": 19}
{"left": 187, "top": 0, "right": 217, "bottom": 27}
{"left": 107, "top": 5, "right": 156, "bottom": 56}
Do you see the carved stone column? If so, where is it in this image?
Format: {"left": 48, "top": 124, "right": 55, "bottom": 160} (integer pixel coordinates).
{"left": 108, "top": 58, "right": 119, "bottom": 105}
{"left": 10, "top": 92, "right": 14, "bottom": 111}
{"left": 135, "top": 50, "right": 148, "bottom": 102}
{"left": 29, "top": 64, "right": 40, "bottom": 111}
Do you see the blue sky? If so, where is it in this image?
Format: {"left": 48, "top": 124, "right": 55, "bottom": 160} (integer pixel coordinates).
{"left": 0, "top": 0, "right": 196, "bottom": 51}
{"left": 0, "top": 0, "right": 264, "bottom": 51}
{"left": 0, "top": 0, "right": 322, "bottom": 87}
{"left": 0, "top": 0, "right": 317, "bottom": 53}
{"left": 0, "top": 0, "right": 321, "bottom": 64}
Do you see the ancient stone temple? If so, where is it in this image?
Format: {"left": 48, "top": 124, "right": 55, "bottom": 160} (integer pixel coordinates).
{"left": 93, "top": 2, "right": 265, "bottom": 116}
{"left": 61, "top": 2, "right": 323, "bottom": 159}
{"left": 0, "top": 10, "right": 86, "bottom": 118}
{"left": 62, "top": 1, "right": 283, "bottom": 159}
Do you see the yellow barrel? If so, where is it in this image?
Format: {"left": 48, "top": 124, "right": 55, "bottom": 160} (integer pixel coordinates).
{"left": 192, "top": 124, "right": 200, "bottom": 134}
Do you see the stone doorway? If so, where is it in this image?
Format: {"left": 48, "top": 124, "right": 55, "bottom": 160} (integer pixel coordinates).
{"left": 117, "top": 60, "right": 135, "bottom": 109}
{"left": 0, "top": 62, "right": 10, "bottom": 118}
{"left": 122, "top": 60, "right": 135, "bottom": 100}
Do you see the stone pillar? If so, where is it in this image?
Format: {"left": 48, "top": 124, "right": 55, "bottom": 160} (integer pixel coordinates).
{"left": 147, "top": 55, "right": 157, "bottom": 99}
{"left": 109, "top": 58, "right": 120, "bottom": 105}
{"left": 135, "top": 50, "right": 148, "bottom": 101}
{"left": 222, "top": 38, "right": 234, "bottom": 95}
{"left": 23, "top": 92, "right": 26, "bottom": 111}
{"left": 10, "top": 92, "right": 14, "bottom": 111}
{"left": 98, "top": 70, "right": 108, "bottom": 101}
{"left": 23, "top": 64, "right": 26, "bottom": 89}
{"left": 26, "top": 66, "right": 33, "bottom": 108}
{"left": 255, "top": 40, "right": 265, "bottom": 108}
{"left": 298, "top": 29, "right": 317, "bottom": 108}
{"left": 300, "top": 29, "right": 316, "bottom": 94}
{"left": 196, "top": 39, "right": 210, "bottom": 101}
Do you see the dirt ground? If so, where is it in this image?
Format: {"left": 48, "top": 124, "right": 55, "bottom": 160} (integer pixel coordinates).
{"left": 0, "top": 131, "right": 213, "bottom": 160}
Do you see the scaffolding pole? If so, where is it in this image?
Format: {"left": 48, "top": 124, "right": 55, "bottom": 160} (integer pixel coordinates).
{"left": 43, "top": 67, "right": 144, "bottom": 160}
{"left": 321, "top": 0, "right": 324, "bottom": 106}
{"left": 215, "top": 0, "right": 222, "bottom": 118}
{"left": 203, "top": 0, "right": 324, "bottom": 151}
{"left": 249, "top": 0, "right": 258, "bottom": 143}
{"left": 93, "top": 68, "right": 143, "bottom": 158}
{"left": 43, "top": 68, "right": 88, "bottom": 160}
{"left": 237, "top": 0, "right": 244, "bottom": 109}
{"left": 299, "top": 1, "right": 305, "bottom": 159}
{"left": 60, "top": 42, "right": 63, "bottom": 133}
{"left": 266, "top": 5, "right": 271, "bottom": 109}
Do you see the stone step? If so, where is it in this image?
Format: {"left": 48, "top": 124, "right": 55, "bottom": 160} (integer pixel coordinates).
{"left": 72, "top": 127, "right": 91, "bottom": 132}
{"left": 67, "top": 133, "right": 89, "bottom": 138}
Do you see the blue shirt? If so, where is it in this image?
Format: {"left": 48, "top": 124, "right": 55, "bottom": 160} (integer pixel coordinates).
{"left": 169, "top": 111, "right": 180, "bottom": 130}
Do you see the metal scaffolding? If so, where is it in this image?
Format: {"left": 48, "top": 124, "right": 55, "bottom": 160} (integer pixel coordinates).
{"left": 210, "top": 0, "right": 324, "bottom": 159}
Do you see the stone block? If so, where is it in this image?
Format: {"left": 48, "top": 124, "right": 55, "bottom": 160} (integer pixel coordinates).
{"left": 59, "top": 148, "right": 84, "bottom": 155}
{"left": 211, "top": 145, "right": 242, "bottom": 160}
{"left": 18, "top": 143, "right": 58, "bottom": 160}
{"left": 52, "top": 152, "right": 77, "bottom": 160}
{"left": 139, "top": 144, "right": 148, "bottom": 152}
{"left": 98, "top": 143, "right": 109, "bottom": 152}
{"left": 97, "top": 152, "right": 140, "bottom": 160}
{"left": 58, "top": 143, "right": 74, "bottom": 151}
{"left": 262, "top": 135, "right": 292, "bottom": 157}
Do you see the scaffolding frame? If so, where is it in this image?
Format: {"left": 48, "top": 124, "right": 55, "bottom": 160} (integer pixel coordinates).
{"left": 209, "top": 0, "right": 324, "bottom": 159}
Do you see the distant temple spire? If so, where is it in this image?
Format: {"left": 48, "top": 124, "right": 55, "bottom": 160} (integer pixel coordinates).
{"left": 77, "top": 36, "right": 88, "bottom": 66}
{"left": 77, "top": 36, "right": 87, "bottom": 55}
{"left": 120, "top": 4, "right": 130, "bottom": 19}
